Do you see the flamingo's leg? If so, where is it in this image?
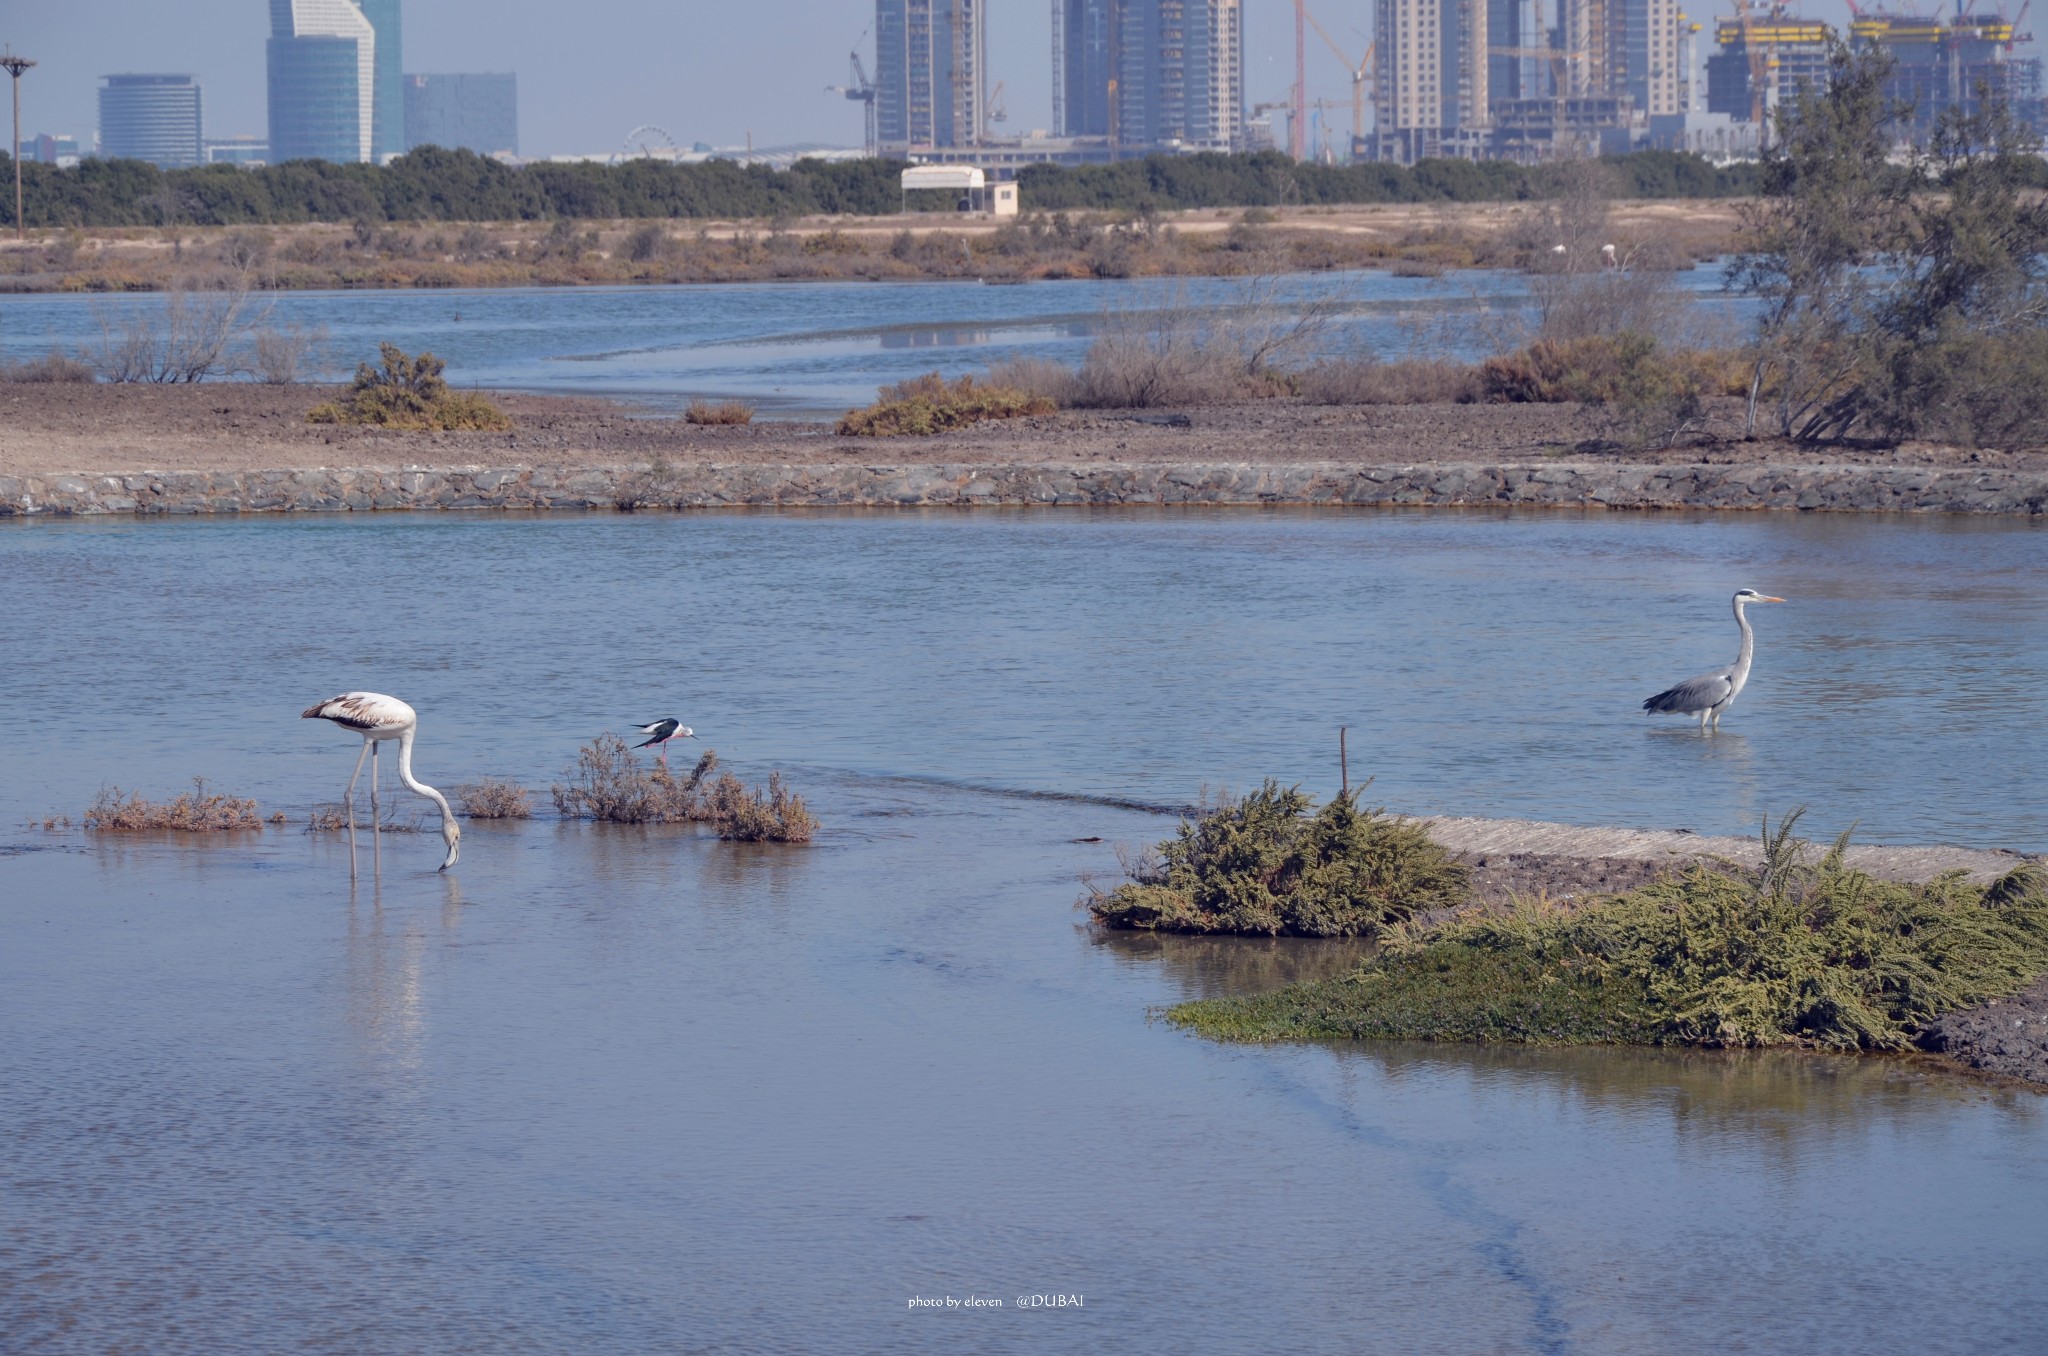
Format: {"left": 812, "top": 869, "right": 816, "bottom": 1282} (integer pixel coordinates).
{"left": 344, "top": 739, "right": 371, "bottom": 817}
{"left": 370, "top": 742, "right": 381, "bottom": 822}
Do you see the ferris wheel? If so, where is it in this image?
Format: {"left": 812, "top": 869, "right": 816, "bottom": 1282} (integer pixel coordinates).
{"left": 611, "top": 125, "right": 680, "bottom": 165}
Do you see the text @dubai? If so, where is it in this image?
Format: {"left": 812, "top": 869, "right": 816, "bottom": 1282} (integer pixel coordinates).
{"left": 906, "top": 1294, "right": 1085, "bottom": 1310}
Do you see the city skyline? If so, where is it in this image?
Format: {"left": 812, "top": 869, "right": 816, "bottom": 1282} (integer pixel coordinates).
{"left": 5, "top": 0, "right": 1892, "bottom": 159}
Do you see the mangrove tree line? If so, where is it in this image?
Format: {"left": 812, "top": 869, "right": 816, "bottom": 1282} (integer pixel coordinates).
{"left": 0, "top": 147, "right": 1761, "bottom": 229}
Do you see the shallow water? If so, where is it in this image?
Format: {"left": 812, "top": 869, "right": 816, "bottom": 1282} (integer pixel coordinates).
{"left": 3, "top": 509, "right": 2045, "bottom": 1354}
{"left": 0, "top": 268, "right": 1751, "bottom": 415}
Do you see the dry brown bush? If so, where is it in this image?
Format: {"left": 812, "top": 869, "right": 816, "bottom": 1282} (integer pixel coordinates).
{"left": 461, "top": 778, "right": 534, "bottom": 819}
{"left": 1061, "top": 275, "right": 1342, "bottom": 408}
{"left": 0, "top": 350, "right": 95, "bottom": 383}
{"left": 706, "top": 772, "right": 819, "bottom": 843}
{"left": 1296, "top": 357, "right": 1482, "bottom": 405}
{"left": 304, "top": 804, "right": 424, "bottom": 832}
{"left": 247, "top": 322, "right": 326, "bottom": 383}
{"left": 84, "top": 273, "right": 265, "bottom": 383}
{"left": 684, "top": 398, "right": 755, "bottom": 425}
{"left": 981, "top": 355, "right": 1080, "bottom": 404}
{"left": 552, "top": 735, "right": 719, "bottom": 823}
{"left": 85, "top": 779, "right": 264, "bottom": 831}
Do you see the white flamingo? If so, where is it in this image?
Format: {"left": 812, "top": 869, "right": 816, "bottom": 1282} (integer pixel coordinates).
{"left": 302, "top": 691, "right": 461, "bottom": 869}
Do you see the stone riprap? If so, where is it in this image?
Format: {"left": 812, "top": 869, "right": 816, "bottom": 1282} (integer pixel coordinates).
{"left": 2, "top": 459, "right": 2044, "bottom": 517}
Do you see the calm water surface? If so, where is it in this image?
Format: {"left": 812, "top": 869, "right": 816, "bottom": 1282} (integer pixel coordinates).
{"left": 3, "top": 509, "right": 2045, "bottom": 1354}
{"left": 0, "top": 269, "right": 1752, "bottom": 415}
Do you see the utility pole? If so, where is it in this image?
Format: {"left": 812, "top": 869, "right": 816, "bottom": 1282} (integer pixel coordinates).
{"left": 1, "top": 48, "right": 34, "bottom": 241}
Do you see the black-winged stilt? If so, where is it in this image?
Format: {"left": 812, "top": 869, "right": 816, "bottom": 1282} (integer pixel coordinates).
{"left": 633, "top": 718, "right": 696, "bottom": 764}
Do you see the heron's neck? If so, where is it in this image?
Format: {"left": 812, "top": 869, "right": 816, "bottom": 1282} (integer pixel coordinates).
{"left": 396, "top": 728, "right": 456, "bottom": 830}
{"left": 1733, "top": 599, "right": 1756, "bottom": 676}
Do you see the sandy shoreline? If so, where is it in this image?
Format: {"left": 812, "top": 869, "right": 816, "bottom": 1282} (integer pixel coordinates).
{"left": 0, "top": 200, "right": 1749, "bottom": 294}
{"left": 8, "top": 388, "right": 2043, "bottom": 518}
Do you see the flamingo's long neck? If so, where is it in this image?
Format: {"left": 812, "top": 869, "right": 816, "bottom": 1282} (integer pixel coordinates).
{"left": 396, "top": 727, "right": 455, "bottom": 833}
{"left": 1731, "top": 598, "right": 1756, "bottom": 694}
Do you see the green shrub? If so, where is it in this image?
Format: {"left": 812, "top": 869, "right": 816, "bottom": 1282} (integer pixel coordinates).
{"left": 1172, "top": 814, "right": 2048, "bottom": 1051}
{"left": 307, "top": 342, "right": 511, "bottom": 431}
{"left": 1089, "top": 781, "right": 1469, "bottom": 938}
{"left": 836, "top": 371, "right": 1056, "bottom": 436}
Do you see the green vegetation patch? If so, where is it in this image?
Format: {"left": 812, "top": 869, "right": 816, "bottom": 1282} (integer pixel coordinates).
{"left": 837, "top": 372, "right": 1056, "bottom": 437}
{"left": 308, "top": 343, "right": 510, "bottom": 431}
{"left": 1172, "top": 815, "right": 2048, "bottom": 1051}
{"left": 3, "top": 148, "right": 1764, "bottom": 231}
{"left": 1090, "top": 781, "right": 1469, "bottom": 938}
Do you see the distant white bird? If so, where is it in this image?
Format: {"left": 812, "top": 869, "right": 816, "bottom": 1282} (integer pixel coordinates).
{"left": 1642, "top": 589, "right": 1787, "bottom": 731}
{"left": 633, "top": 717, "right": 695, "bottom": 765}
{"left": 302, "top": 691, "right": 460, "bottom": 869}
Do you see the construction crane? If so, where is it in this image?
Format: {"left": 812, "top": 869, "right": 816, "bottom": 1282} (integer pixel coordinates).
{"left": 1303, "top": 7, "right": 1372, "bottom": 149}
{"left": 1292, "top": 0, "right": 1308, "bottom": 159}
{"left": 1516, "top": 0, "right": 1574, "bottom": 105}
{"left": 1249, "top": 99, "right": 1293, "bottom": 155}
{"left": 985, "top": 80, "right": 1008, "bottom": 126}
{"left": 825, "top": 32, "right": 878, "bottom": 157}
{"left": 1730, "top": 0, "right": 1773, "bottom": 129}
{"left": 2007, "top": 0, "right": 2035, "bottom": 48}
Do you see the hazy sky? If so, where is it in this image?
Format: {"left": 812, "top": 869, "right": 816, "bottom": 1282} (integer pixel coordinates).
{"left": 10, "top": 0, "right": 1873, "bottom": 157}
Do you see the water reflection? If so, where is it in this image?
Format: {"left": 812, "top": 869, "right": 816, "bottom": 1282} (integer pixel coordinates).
{"left": 1343, "top": 1039, "right": 2033, "bottom": 1132}
{"left": 1092, "top": 927, "right": 1378, "bottom": 1001}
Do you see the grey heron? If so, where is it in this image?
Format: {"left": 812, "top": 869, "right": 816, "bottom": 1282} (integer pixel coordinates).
{"left": 1641, "top": 588, "right": 1787, "bottom": 730}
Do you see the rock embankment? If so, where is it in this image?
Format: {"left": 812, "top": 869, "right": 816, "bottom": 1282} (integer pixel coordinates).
{"left": 1919, "top": 978, "right": 2048, "bottom": 1085}
{"left": 4, "top": 459, "right": 2045, "bottom": 517}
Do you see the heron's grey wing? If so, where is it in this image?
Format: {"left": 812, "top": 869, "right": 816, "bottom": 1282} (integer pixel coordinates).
{"left": 1642, "top": 669, "right": 1735, "bottom": 714}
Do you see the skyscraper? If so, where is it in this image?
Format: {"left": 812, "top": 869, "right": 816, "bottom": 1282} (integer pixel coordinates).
{"left": 1053, "top": 0, "right": 1116, "bottom": 138}
{"left": 1570, "top": 0, "right": 1681, "bottom": 113}
{"left": 1371, "top": 0, "right": 1487, "bottom": 163}
{"left": 98, "top": 74, "right": 203, "bottom": 168}
{"left": 357, "top": 0, "right": 404, "bottom": 159}
{"left": 404, "top": 74, "right": 518, "bottom": 156}
{"left": 1054, "top": 0, "right": 1243, "bottom": 152}
{"left": 267, "top": 0, "right": 402, "bottom": 163}
{"left": 875, "top": 0, "right": 986, "bottom": 152}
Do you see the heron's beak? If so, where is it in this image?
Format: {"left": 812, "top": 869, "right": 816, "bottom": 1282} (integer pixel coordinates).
{"left": 1760, "top": 595, "right": 1786, "bottom": 603}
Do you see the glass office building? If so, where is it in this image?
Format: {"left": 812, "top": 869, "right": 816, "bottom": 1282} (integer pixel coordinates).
{"left": 98, "top": 74, "right": 204, "bottom": 169}
{"left": 267, "top": 0, "right": 379, "bottom": 162}
{"left": 356, "top": 0, "right": 405, "bottom": 160}
{"left": 403, "top": 74, "right": 518, "bottom": 156}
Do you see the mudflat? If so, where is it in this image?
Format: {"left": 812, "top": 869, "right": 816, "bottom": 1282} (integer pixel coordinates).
{"left": 4, "top": 383, "right": 2041, "bottom": 479}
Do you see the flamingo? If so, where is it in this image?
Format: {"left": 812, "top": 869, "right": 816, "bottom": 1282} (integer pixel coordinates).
{"left": 632, "top": 717, "right": 695, "bottom": 765}
{"left": 302, "top": 692, "right": 460, "bottom": 870}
